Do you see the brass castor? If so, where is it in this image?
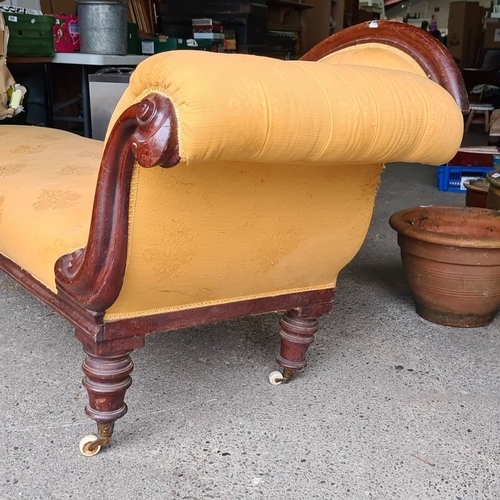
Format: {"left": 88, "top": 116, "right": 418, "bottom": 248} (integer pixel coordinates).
{"left": 79, "top": 434, "right": 102, "bottom": 456}
{"left": 78, "top": 422, "right": 114, "bottom": 456}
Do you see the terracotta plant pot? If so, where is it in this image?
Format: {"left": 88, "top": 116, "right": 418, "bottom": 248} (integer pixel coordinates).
{"left": 464, "top": 177, "right": 490, "bottom": 208}
{"left": 389, "top": 206, "right": 500, "bottom": 327}
{"left": 486, "top": 168, "right": 500, "bottom": 210}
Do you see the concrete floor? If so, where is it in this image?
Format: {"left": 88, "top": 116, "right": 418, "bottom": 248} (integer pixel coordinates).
{"left": 1, "top": 150, "right": 499, "bottom": 499}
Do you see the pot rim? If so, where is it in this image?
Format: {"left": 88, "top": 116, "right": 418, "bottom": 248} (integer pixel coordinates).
{"left": 487, "top": 168, "right": 500, "bottom": 189}
{"left": 464, "top": 177, "right": 490, "bottom": 193}
{"left": 389, "top": 205, "right": 500, "bottom": 248}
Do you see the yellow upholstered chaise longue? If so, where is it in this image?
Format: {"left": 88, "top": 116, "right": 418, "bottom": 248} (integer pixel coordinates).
{"left": 0, "top": 21, "right": 467, "bottom": 455}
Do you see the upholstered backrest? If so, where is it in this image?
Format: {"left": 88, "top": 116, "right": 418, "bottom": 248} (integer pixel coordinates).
{"left": 105, "top": 159, "right": 383, "bottom": 319}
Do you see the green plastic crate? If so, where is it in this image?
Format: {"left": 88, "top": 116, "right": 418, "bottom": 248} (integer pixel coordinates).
{"left": 4, "top": 13, "right": 55, "bottom": 57}
{"left": 127, "top": 23, "right": 139, "bottom": 55}
{"left": 140, "top": 37, "right": 223, "bottom": 55}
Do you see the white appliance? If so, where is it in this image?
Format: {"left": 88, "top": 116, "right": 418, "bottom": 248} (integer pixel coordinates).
{"left": 88, "top": 67, "right": 133, "bottom": 140}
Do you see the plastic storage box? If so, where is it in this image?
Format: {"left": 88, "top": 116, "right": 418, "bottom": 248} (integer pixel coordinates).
{"left": 4, "top": 13, "right": 55, "bottom": 57}
{"left": 437, "top": 165, "right": 494, "bottom": 192}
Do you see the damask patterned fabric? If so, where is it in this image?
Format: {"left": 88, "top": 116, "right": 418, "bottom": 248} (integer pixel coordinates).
{"left": 0, "top": 126, "right": 102, "bottom": 289}
{"left": 106, "top": 160, "right": 383, "bottom": 319}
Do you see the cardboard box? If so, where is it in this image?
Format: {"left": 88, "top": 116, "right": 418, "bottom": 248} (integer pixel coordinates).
{"left": 0, "top": 9, "right": 6, "bottom": 58}
{"left": 447, "top": 1, "right": 485, "bottom": 68}
{"left": 51, "top": 14, "right": 79, "bottom": 52}
{"left": 484, "top": 22, "right": 500, "bottom": 49}
{"left": 0, "top": 12, "right": 27, "bottom": 121}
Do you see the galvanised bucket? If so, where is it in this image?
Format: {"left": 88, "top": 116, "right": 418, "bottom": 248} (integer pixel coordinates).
{"left": 78, "top": 0, "right": 127, "bottom": 55}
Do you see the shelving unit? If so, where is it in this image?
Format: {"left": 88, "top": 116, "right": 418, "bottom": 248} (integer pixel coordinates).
{"left": 157, "top": 1, "right": 269, "bottom": 54}
{"left": 154, "top": 0, "right": 355, "bottom": 57}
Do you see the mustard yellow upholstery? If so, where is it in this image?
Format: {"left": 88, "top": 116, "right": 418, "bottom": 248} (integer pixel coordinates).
{"left": 110, "top": 51, "right": 461, "bottom": 165}
{"left": 0, "top": 49, "right": 464, "bottom": 321}
{"left": 107, "top": 160, "right": 383, "bottom": 319}
{"left": 317, "top": 43, "right": 427, "bottom": 76}
{"left": 0, "top": 126, "right": 101, "bottom": 287}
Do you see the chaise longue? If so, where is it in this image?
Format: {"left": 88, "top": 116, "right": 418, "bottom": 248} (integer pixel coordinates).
{"left": 0, "top": 21, "right": 467, "bottom": 455}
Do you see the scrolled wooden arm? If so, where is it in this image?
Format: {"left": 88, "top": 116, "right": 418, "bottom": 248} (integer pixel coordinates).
{"left": 301, "top": 20, "right": 469, "bottom": 113}
{"left": 54, "top": 93, "right": 180, "bottom": 312}
{"left": 130, "top": 94, "right": 181, "bottom": 168}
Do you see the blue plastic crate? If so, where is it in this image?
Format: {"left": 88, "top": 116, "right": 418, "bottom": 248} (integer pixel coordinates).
{"left": 437, "top": 165, "right": 493, "bottom": 192}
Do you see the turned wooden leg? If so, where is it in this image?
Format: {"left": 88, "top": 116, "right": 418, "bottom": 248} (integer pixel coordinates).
{"left": 80, "top": 349, "right": 134, "bottom": 455}
{"left": 465, "top": 110, "right": 475, "bottom": 134}
{"left": 271, "top": 307, "right": 327, "bottom": 385}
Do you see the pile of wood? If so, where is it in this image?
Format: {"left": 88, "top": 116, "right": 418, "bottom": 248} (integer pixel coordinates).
{"left": 127, "top": 0, "right": 156, "bottom": 34}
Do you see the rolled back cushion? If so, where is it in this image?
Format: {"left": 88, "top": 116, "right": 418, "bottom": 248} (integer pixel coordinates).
{"left": 108, "top": 50, "right": 463, "bottom": 167}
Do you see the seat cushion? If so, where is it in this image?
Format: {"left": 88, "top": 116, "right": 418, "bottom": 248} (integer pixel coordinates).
{"left": 0, "top": 125, "right": 102, "bottom": 290}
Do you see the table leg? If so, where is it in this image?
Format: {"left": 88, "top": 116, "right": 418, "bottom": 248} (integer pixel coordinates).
{"left": 42, "top": 63, "right": 54, "bottom": 128}
{"left": 465, "top": 110, "right": 475, "bottom": 134}
{"left": 81, "top": 65, "right": 91, "bottom": 138}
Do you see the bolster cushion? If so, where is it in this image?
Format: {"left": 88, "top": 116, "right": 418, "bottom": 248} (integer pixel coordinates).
{"left": 109, "top": 50, "right": 463, "bottom": 167}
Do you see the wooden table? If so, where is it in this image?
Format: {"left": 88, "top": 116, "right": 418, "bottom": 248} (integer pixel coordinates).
{"left": 8, "top": 56, "right": 54, "bottom": 127}
{"left": 8, "top": 53, "right": 148, "bottom": 137}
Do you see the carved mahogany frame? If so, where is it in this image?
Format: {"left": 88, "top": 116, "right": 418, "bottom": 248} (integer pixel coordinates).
{"left": 1, "top": 253, "right": 334, "bottom": 355}
{"left": 0, "top": 21, "right": 468, "bottom": 452}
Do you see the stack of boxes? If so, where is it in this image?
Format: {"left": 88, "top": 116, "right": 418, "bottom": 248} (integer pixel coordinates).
{"left": 192, "top": 18, "right": 225, "bottom": 52}
{"left": 191, "top": 19, "right": 236, "bottom": 53}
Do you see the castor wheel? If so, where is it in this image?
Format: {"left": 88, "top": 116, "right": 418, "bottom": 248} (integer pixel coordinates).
{"left": 269, "top": 367, "right": 295, "bottom": 385}
{"left": 79, "top": 434, "right": 102, "bottom": 456}
{"left": 269, "top": 371, "right": 285, "bottom": 385}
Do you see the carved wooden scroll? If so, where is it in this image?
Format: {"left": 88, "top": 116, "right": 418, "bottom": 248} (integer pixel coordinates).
{"left": 55, "top": 94, "right": 179, "bottom": 312}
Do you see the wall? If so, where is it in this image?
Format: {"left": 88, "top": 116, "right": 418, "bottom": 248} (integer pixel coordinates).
{"left": 0, "top": 0, "right": 42, "bottom": 10}
{"left": 301, "top": 0, "right": 332, "bottom": 52}
{"left": 385, "top": 0, "right": 491, "bottom": 30}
